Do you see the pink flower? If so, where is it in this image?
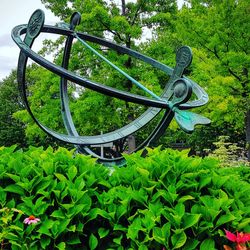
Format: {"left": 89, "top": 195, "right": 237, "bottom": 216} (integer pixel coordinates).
{"left": 23, "top": 215, "right": 40, "bottom": 225}
{"left": 225, "top": 230, "right": 250, "bottom": 244}
{"left": 225, "top": 230, "right": 250, "bottom": 250}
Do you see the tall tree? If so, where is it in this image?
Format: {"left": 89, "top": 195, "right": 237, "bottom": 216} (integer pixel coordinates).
{"left": 0, "top": 71, "right": 26, "bottom": 147}
{"left": 172, "top": 0, "right": 250, "bottom": 159}
{"left": 16, "top": 0, "right": 178, "bottom": 152}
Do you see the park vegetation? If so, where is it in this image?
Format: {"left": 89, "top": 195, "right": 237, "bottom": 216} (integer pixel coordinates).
{"left": 0, "top": 0, "right": 249, "bottom": 161}
{"left": 0, "top": 146, "right": 250, "bottom": 249}
{"left": 0, "top": 0, "right": 250, "bottom": 249}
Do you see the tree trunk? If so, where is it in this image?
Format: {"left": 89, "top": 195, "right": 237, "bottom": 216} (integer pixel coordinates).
{"left": 121, "top": 0, "right": 126, "bottom": 16}
{"left": 246, "top": 109, "right": 250, "bottom": 162}
{"left": 127, "top": 134, "right": 136, "bottom": 153}
{"left": 120, "top": 0, "right": 135, "bottom": 152}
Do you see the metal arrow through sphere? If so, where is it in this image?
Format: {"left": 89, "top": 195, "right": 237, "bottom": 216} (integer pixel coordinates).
{"left": 12, "top": 9, "right": 210, "bottom": 166}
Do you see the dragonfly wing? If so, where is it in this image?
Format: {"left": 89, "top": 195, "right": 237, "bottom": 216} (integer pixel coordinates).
{"left": 175, "top": 110, "right": 211, "bottom": 133}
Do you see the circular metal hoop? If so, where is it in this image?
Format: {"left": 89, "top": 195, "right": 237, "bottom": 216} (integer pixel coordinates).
{"left": 12, "top": 9, "right": 209, "bottom": 165}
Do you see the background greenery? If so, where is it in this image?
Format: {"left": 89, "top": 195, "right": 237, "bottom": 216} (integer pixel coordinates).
{"left": 0, "top": 146, "right": 249, "bottom": 249}
{"left": 0, "top": 3, "right": 249, "bottom": 250}
{"left": 0, "top": 0, "right": 249, "bottom": 160}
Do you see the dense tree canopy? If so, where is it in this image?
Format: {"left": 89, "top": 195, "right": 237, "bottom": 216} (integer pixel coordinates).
{"left": 0, "top": 71, "right": 26, "bottom": 147}
{"left": 15, "top": 0, "right": 179, "bottom": 153}
{"left": 173, "top": 0, "right": 250, "bottom": 158}
{"left": 1, "top": 0, "right": 249, "bottom": 160}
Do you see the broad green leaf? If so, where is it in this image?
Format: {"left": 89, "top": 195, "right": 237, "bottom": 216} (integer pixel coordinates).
{"left": 127, "top": 218, "right": 143, "bottom": 241}
{"left": 38, "top": 219, "right": 54, "bottom": 236}
{"left": 68, "top": 235, "right": 81, "bottom": 245}
{"left": 51, "top": 223, "right": 59, "bottom": 238}
{"left": 75, "top": 178, "right": 86, "bottom": 190}
{"left": 51, "top": 209, "right": 65, "bottom": 219}
{"left": 183, "top": 214, "right": 201, "bottom": 229}
{"left": 171, "top": 214, "right": 182, "bottom": 228}
{"left": 55, "top": 181, "right": 66, "bottom": 191}
{"left": 67, "top": 165, "right": 78, "bottom": 181}
{"left": 212, "top": 175, "right": 230, "bottom": 188}
{"left": 5, "top": 232, "right": 19, "bottom": 241}
{"left": 57, "top": 219, "right": 71, "bottom": 235}
{"left": 152, "top": 189, "right": 173, "bottom": 204}
{"left": 97, "top": 179, "right": 111, "bottom": 189}
{"left": 8, "top": 241, "right": 22, "bottom": 249}
{"left": 138, "top": 245, "right": 148, "bottom": 250}
{"left": 215, "top": 213, "right": 236, "bottom": 227}
{"left": 4, "top": 184, "right": 25, "bottom": 196}
{"left": 76, "top": 222, "right": 84, "bottom": 232}
{"left": 5, "top": 173, "right": 20, "bottom": 182}
{"left": 35, "top": 177, "right": 53, "bottom": 192}
{"left": 60, "top": 203, "right": 74, "bottom": 210}
{"left": 200, "top": 239, "right": 215, "bottom": 250}
{"left": 41, "top": 237, "right": 50, "bottom": 249}
{"left": 54, "top": 173, "right": 68, "bottom": 182}
{"left": 16, "top": 181, "right": 31, "bottom": 192}
{"left": 144, "top": 185, "right": 156, "bottom": 195}
{"left": 98, "top": 227, "right": 110, "bottom": 239}
{"left": 9, "top": 225, "right": 23, "bottom": 231}
{"left": 6, "top": 198, "right": 15, "bottom": 208}
{"left": 136, "top": 167, "right": 150, "bottom": 178}
{"left": 131, "top": 188, "right": 148, "bottom": 205}
{"left": 153, "top": 227, "right": 165, "bottom": 244}
{"left": 167, "top": 185, "right": 178, "bottom": 203}
{"left": 113, "top": 234, "right": 123, "bottom": 245}
{"left": 56, "top": 242, "right": 66, "bottom": 250}
{"left": 175, "top": 203, "right": 185, "bottom": 217}
{"left": 67, "top": 203, "right": 89, "bottom": 218}
{"left": 113, "top": 224, "right": 127, "bottom": 232}
{"left": 182, "top": 238, "right": 199, "bottom": 250}
{"left": 171, "top": 231, "right": 187, "bottom": 249}
{"left": 238, "top": 218, "right": 250, "bottom": 229}
{"left": 67, "top": 225, "right": 76, "bottom": 232}
{"left": 89, "top": 233, "right": 98, "bottom": 250}
{"left": 178, "top": 195, "right": 195, "bottom": 203}
{"left": 34, "top": 197, "right": 49, "bottom": 215}
{"left": 88, "top": 208, "right": 111, "bottom": 221}
{"left": 0, "top": 188, "right": 6, "bottom": 204}
{"left": 41, "top": 161, "right": 54, "bottom": 175}
{"left": 162, "top": 222, "right": 171, "bottom": 239}
{"left": 199, "top": 177, "right": 211, "bottom": 190}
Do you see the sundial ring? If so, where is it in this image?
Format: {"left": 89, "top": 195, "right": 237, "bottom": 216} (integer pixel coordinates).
{"left": 11, "top": 9, "right": 210, "bottom": 165}
{"left": 176, "top": 46, "right": 192, "bottom": 69}
{"left": 27, "top": 9, "right": 45, "bottom": 39}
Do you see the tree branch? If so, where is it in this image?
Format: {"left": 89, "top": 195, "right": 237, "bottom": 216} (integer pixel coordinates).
{"left": 194, "top": 31, "right": 220, "bottom": 59}
{"left": 232, "top": 37, "right": 249, "bottom": 55}
{"left": 99, "top": 20, "right": 125, "bottom": 43}
{"left": 228, "top": 85, "right": 241, "bottom": 95}
{"left": 228, "top": 68, "right": 242, "bottom": 82}
{"left": 131, "top": 1, "right": 144, "bottom": 26}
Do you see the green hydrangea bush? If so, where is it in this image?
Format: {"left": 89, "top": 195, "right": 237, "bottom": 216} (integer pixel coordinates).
{"left": 0, "top": 146, "right": 249, "bottom": 249}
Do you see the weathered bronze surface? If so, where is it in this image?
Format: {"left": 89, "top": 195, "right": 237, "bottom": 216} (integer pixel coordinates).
{"left": 12, "top": 9, "right": 210, "bottom": 165}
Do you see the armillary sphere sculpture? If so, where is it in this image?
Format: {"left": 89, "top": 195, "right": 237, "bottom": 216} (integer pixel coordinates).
{"left": 12, "top": 9, "right": 210, "bottom": 166}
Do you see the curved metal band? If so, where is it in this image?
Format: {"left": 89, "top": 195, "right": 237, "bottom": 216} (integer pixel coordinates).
{"left": 12, "top": 24, "right": 208, "bottom": 109}
{"left": 59, "top": 30, "right": 175, "bottom": 163}
{"left": 59, "top": 25, "right": 112, "bottom": 160}
{"left": 12, "top": 22, "right": 208, "bottom": 164}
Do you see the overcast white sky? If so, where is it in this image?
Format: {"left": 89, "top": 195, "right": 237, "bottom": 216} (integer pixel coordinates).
{"left": 0, "top": 0, "right": 60, "bottom": 81}
{"left": 0, "top": 0, "right": 184, "bottom": 81}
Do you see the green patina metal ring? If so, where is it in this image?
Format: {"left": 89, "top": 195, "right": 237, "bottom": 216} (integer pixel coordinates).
{"left": 12, "top": 9, "right": 210, "bottom": 166}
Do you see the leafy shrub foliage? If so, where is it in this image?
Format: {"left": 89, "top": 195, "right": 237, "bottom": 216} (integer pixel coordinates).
{"left": 0, "top": 146, "right": 249, "bottom": 249}
{"left": 207, "top": 136, "right": 248, "bottom": 167}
